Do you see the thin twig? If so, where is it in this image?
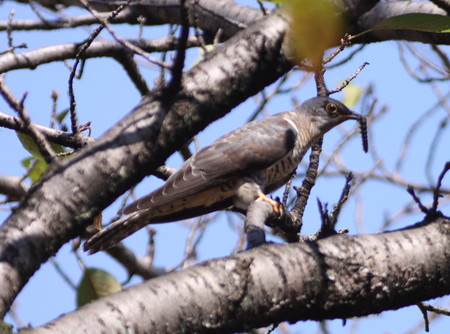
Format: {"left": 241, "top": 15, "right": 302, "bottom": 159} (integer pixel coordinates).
{"left": 314, "top": 59, "right": 328, "bottom": 96}
{"left": 167, "top": 0, "right": 190, "bottom": 93}
{"left": 292, "top": 138, "right": 323, "bottom": 218}
{"left": 416, "top": 302, "right": 430, "bottom": 333}
{"left": 329, "top": 173, "right": 353, "bottom": 227}
{"left": 69, "top": 0, "right": 135, "bottom": 133}
{"left": 323, "top": 33, "right": 352, "bottom": 65}
{"left": 81, "top": 0, "right": 168, "bottom": 69}
{"left": 282, "top": 174, "right": 294, "bottom": 207}
{"left": 50, "top": 258, "right": 77, "bottom": 290}
{"left": 0, "top": 43, "right": 27, "bottom": 55}
{"left": 406, "top": 186, "right": 429, "bottom": 214}
{"left": 50, "top": 90, "right": 58, "bottom": 129}
{"left": 191, "top": 0, "right": 207, "bottom": 54}
{"left": 7, "top": 10, "right": 14, "bottom": 49}
{"left": 317, "top": 199, "right": 328, "bottom": 226}
{"left": 431, "top": 161, "right": 450, "bottom": 212}
{"left": 420, "top": 302, "right": 450, "bottom": 316}
{"left": 328, "top": 62, "right": 369, "bottom": 94}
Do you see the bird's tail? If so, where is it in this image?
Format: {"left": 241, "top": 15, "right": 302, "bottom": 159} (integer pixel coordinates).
{"left": 83, "top": 211, "right": 147, "bottom": 254}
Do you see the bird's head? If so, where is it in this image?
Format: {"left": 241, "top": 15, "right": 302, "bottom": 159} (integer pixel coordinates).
{"left": 300, "top": 96, "right": 368, "bottom": 153}
{"left": 302, "top": 96, "right": 359, "bottom": 131}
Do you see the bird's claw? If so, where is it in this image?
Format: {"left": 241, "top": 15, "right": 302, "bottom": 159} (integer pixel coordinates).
{"left": 256, "top": 193, "right": 283, "bottom": 217}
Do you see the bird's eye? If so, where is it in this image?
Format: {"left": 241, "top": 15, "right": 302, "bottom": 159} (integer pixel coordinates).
{"left": 326, "top": 103, "right": 338, "bottom": 115}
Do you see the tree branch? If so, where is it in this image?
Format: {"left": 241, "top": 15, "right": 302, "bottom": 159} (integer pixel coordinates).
{"left": 0, "top": 174, "right": 29, "bottom": 202}
{"left": 0, "top": 110, "right": 93, "bottom": 149}
{"left": 8, "top": 0, "right": 263, "bottom": 40}
{"left": 0, "top": 9, "right": 292, "bottom": 317}
{"left": 30, "top": 215, "right": 450, "bottom": 333}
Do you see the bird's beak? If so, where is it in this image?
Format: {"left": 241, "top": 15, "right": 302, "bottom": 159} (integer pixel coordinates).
{"left": 339, "top": 111, "right": 360, "bottom": 121}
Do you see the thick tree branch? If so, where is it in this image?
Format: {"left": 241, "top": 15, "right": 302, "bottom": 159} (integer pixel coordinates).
{"left": 0, "top": 37, "right": 200, "bottom": 74}
{"left": 0, "top": 9, "right": 292, "bottom": 317}
{"left": 9, "top": 0, "right": 263, "bottom": 40}
{"left": 30, "top": 215, "right": 450, "bottom": 333}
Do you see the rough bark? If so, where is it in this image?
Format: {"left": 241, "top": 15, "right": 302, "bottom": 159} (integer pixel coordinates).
{"left": 31, "top": 215, "right": 450, "bottom": 333}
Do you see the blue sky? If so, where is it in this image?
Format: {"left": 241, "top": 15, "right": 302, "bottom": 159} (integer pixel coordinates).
{"left": 1, "top": 1, "right": 450, "bottom": 333}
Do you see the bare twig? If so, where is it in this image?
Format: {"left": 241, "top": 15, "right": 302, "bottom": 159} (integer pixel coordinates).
{"left": 50, "top": 258, "right": 77, "bottom": 290}
{"left": 49, "top": 90, "right": 58, "bottom": 129}
{"left": 323, "top": 33, "right": 352, "bottom": 65}
{"left": 181, "top": 217, "right": 207, "bottom": 269}
{"left": 314, "top": 61, "right": 328, "bottom": 97}
{"left": 328, "top": 62, "right": 369, "bottom": 94}
{"left": 81, "top": 0, "right": 168, "bottom": 69}
{"left": 167, "top": 0, "right": 190, "bottom": 93}
{"left": 317, "top": 199, "right": 331, "bottom": 231}
{"left": 190, "top": 0, "right": 207, "bottom": 54}
{"left": 291, "top": 138, "right": 323, "bottom": 225}
{"left": 329, "top": 173, "right": 353, "bottom": 226}
{"left": 282, "top": 174, "right": 294, "bottom": 207}
{"left": 0, "top": 11, "right": 133, "bottom": 31}
{"left": 69, "top": 3, "right": 125, "bottom": 133}
{"left": 431, "top": 161, "right": 450, "bottom": 212}
{"left": 0, "top": 43, "right": 27, "bottom": 56}
{"left": 7, "top": 10, "right": 14, "bottom": 49}
{"left": 416, "top": 302, "right": 430, "bottom": 332}
{"left": 406, "top": 186, "right": 429, "bottom": 214}
{"left": 420, "top": 302, "right": 450, "bottom": 316}
{"left": 105, "top": 243, "right": 166, "bottom": 280}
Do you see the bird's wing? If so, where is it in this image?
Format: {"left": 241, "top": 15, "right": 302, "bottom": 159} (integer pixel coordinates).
{"left": 123, "top": 113, "right": 298, "bottom": 214}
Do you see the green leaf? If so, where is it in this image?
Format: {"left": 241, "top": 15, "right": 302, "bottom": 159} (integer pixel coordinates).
{"left": 17, "top": 132, "right": 44, "bottom": 158}
{"left": 21, "top": 156, "right": 34, "bottom": 169}
{"left": 50, "top": 142, "right": 66, "bottom": 154}
{"left": 372, "top": 13, "right": 450, "bottom": 33}
{"left": 56, "top": 108, "right": 70, "bottom": 125}
{"left": 17, "top": 129, "right": 67, "bottom": 161}
{"left": 341, "top": 83, "right": 363, "bottom": 108}
{"left": 22, "top": 156, "right": 47, "bottom": 183}
{"left": 28, "top": 159, "right": 48, "bottom": 184}
{"left": 76, "top": 268, "right": 122, "bottom": 307}
{"left": 352, "top": 13, "right": 450, "bottom": 40}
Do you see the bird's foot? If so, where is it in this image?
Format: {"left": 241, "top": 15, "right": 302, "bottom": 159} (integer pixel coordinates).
{"left": 255, "top": 193, "right": 283, "bottom": 217}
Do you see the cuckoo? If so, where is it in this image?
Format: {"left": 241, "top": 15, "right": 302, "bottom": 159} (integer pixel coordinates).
{"left": 84, "top": 96, "right": 367, "bottom": 254}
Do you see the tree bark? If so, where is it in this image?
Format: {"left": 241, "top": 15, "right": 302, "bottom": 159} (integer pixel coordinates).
{"left": 30, "top": 215, "right": 450, "bottom": 333}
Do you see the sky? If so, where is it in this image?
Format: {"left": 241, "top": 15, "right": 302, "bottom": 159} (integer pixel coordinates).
{"left": 0, "top": 1, "right": 450, "bottom": 333}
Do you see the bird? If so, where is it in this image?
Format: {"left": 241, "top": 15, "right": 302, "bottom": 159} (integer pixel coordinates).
{"left": 84, "top": 96, "right": 364, "bottom": 254}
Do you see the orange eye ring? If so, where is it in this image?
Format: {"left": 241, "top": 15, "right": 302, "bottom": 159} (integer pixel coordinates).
{"left": 326, "top": 103, "right": 338, "bottom": 115}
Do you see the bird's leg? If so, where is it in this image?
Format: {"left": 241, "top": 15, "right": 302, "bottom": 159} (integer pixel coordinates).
{"left": 244, "top": 194, "right": 283, "bottom": 250}
{"left": 255, "top": 192, "right": 283, "bottom": 217}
